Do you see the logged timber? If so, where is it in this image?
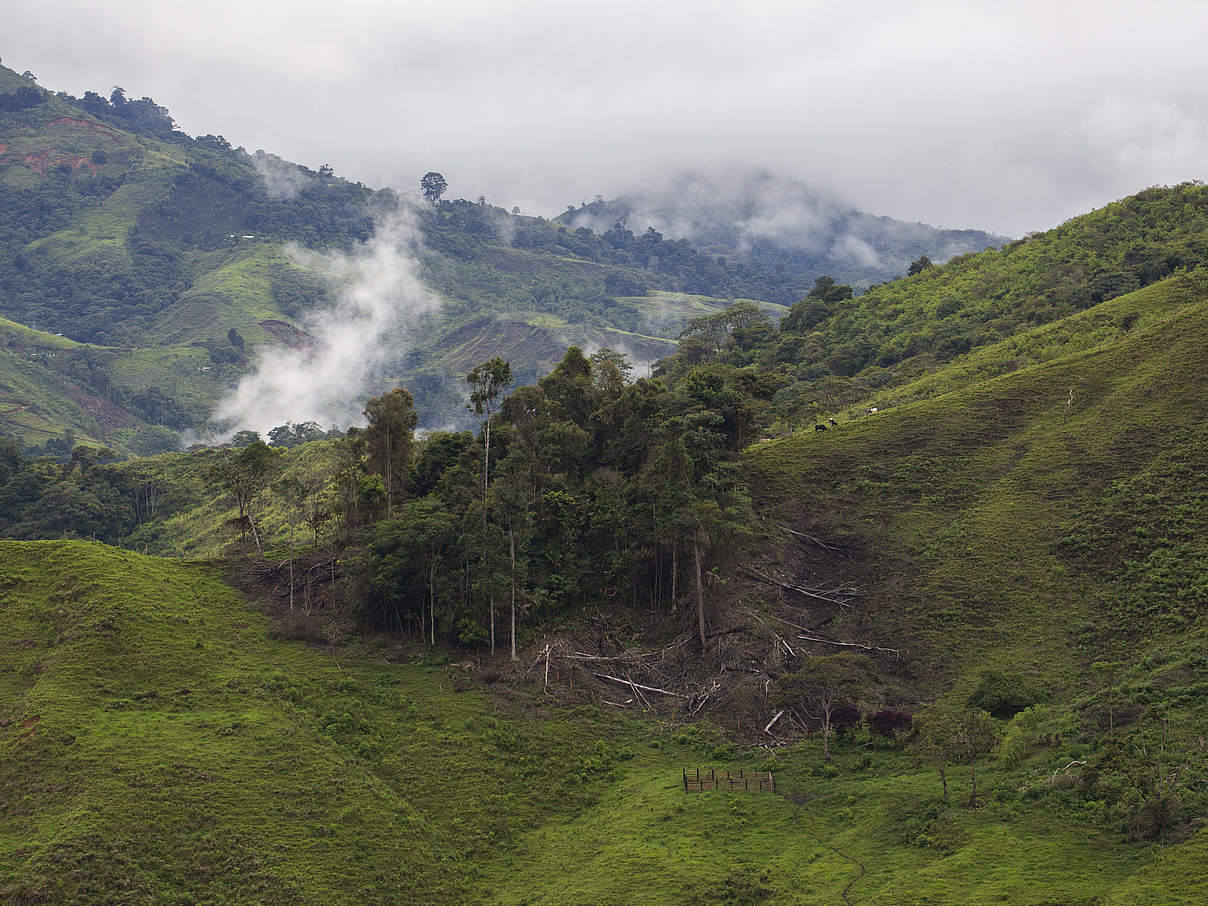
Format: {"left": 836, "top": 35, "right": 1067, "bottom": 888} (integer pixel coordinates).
{"left": 795, "top": 633, "right": 901, "bottom": 658}
{"left": 764, "top": 709, "right": 785, "bottom": 735}
{"left": 781, "top": 526, "right": 847, "bottom": 554}
{"left": 594, "top": 673, "right": 685, "bottom": 697}
{"left": 742, "top": 567, "right": 858, "bottom": 608}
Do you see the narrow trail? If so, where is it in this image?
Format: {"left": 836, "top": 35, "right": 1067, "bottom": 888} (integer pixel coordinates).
{"left": 786, "top": 798, "right": 867, "bottom": 906}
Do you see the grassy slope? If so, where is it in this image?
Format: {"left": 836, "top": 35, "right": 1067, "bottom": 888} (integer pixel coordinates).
{"left": 142, "top": 244, "right": 301, "bottom": 348}
{"left": 115, "top": 444, "right": 335, "bottom": 558}
{"left": 862, "top": 271, "right": 1207, "bottom": 415}
{"left": 0, "top": 348, "right": 108, "bottom": 445}
{"left": 743, "top": 282, "right": 1208, "bottom": 898}
{"left": 750, "top": 282, "right": 1208, "bottom": 682}
{"left": 4, "top": 540, "right": 1198, "bottom": 905}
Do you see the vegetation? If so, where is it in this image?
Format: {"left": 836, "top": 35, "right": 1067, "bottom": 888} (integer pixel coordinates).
{"left": 659, "top": 182, "right": 1208, "bottom": 430}
{"left": 4, "top": 541, "right": 1206, "bottom": 904}
{"left": 4, "top": 59, "right": 1208, "bottom": 906}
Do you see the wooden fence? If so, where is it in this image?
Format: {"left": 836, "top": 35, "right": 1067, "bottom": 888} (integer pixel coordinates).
{"left": 682, "top": 768, "right": 775, "bottom": 793}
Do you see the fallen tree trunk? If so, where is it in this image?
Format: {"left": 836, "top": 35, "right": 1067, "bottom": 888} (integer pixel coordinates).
{"left": 781, "top": 526, "right": 847, "bottom": 555}
{"left": 795, "top": 633, "right": 901, "bottom": 658}
{"left": 594, "top": 673, "right": 685, "bottom": 698}
{"left": 742, "top": 567, "right": 858, "bottom": 608}
{"left": 765, "top": 709, "right": 785, "bottom": 735}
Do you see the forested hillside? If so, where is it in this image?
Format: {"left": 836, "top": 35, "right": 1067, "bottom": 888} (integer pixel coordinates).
{"left": 560, "top": 170, "right": 1009, "bottom": 296}
{"left": 4, "top": 248, "right": 1208, "bottom": 901}
{"left": 1, "top": 62, "right": 1019, "bottom": 446}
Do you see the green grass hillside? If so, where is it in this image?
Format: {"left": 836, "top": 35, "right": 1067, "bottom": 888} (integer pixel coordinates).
{"left": 749, "top": 278, "right": 1208, "bottom": 683}
{"left": 741, "top": 277, "right": 1208, "bottom": 882}
{"left": 692, "top": 183, "right": 1208, "bottom": 430}
{"left": 4, "top": 540, "right": 1204, "bottom": 904}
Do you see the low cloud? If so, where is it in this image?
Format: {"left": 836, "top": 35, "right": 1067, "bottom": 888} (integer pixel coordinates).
{"left": 251, "top": 150, "right": 316, "bottom": 200}
{"left": 212, "top": 202, "right": 440, "bottom": 437}
{"left": 567, "top": 169, "right": 1004, "bottom": 279}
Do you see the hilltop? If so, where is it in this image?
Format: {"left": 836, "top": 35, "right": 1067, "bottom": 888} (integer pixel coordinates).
{"left": 559, "top": 170, "right": 1009, "bottom": 295}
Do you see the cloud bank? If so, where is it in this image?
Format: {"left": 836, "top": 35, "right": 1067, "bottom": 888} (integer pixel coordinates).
{"left": 8, "top": 1, "right": 1208, "bottom": 236}
{"left": 566, "top": 169, "right": 1006, "bottom": 278}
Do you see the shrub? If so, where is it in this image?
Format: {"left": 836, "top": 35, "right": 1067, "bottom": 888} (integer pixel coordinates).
{"left": 831, "top": 703, "right": 863, "bottom": 738}
{"left": 967, "top": 670, "right": 1045, "bottom": 718}
{"left": 869, "top": 708, "right": 913, "bottom": 740}
{"left": 1127, "top": 795, "right": 1182, "bottom": 840}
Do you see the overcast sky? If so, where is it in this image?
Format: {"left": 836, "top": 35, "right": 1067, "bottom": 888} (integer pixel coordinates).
{"left": 7, "top": 0, "right": 1208, "bottom": 235}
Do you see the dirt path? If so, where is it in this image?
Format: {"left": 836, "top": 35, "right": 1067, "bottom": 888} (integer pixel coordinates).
{"left": 787, "top": 798, "right": 867, "bottom": 905}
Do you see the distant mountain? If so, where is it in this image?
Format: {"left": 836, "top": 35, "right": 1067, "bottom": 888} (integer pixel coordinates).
{"left": 559, "top": 170, "right": 1010, "bottom": 296}
{"left": 0, "top": 64, "right": 793, "bottom": 445}
{"left": 654, "top": 180, "right": 1208, "bottom": 432}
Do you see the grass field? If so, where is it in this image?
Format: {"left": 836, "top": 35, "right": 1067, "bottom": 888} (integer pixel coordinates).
{"left": 3, "top": 540, "right": 1205, "bottom": 904}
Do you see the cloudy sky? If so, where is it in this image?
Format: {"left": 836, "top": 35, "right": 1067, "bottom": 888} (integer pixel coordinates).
{"left": 7, "top": 0, "right": 1207, "bottom": 235}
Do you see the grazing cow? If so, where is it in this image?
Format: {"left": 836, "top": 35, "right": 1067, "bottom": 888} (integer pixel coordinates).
{"left": 829, "top": 417, "right": 838, "bottom": 426}
{"left": 868, "top": 407, "right": 879, "bottom": 414}
{"left": 815, "top": 424, "right": 828, "bottom": 431}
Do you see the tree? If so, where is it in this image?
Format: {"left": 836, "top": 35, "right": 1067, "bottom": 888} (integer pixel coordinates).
{"left": 774, "top": 653, "right": 873, "bottom": 762}
{"left": 227, "top": 328, "right": 245, "bottom": 351}
{"left": 364, "top": 388, "right": 418, "bottom": 518}
{"left": 332, "top": 429, "right": 368, "bottom": 539}
{"left": 420, "top": 171, "right": 448, "bottom": 206}
{"left": 677, "top": 300, "right": 771, "bottom": 354}
{"left": 911, "top": 705, "right": 960, "bottom": 799}
{"left": 396, "top": 498, "right": 457, "bottom": 644}
{"left": 490, "top": 451, "right": 532, "bottom": 661}
{"left": 954, "top": 707, "right": 999, "bottom": 805}
{"left": 589, "top": 347, "right": 632, "bottom": 400}
{"left": 908, "top": 255, "right": 934, "bottom": 276}
{"left": 466, "top": 358, "right": 511, "bottom": 652}
{"left": 211, "top": 441, "right": 281, "bottom": 553}
{"left": 911, "top": 704, "right": 999, "bottom": 804}
{"left": 231, "top": 430, "right": 261, "bottom": 448}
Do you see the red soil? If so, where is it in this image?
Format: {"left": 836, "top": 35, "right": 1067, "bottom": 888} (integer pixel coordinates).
{"left": 259, "top": 319, "right": 312, "bottom": 349}
{"left": 22, "top": 150, "right": 98, "bottom": 175}
{"left": 45, "top": 116, "right": 123, "bottom": 140}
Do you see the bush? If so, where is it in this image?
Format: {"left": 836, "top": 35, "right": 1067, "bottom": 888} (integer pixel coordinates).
{"left": 869, "top": 708, "right": 913, "bottom": 741}
{"left": 967, "top": 670, "right": 1045, "bottom": 718}
{"left": 1127, "top": 795, "right": 1181, "bottom": 840}
{"left": 831, "top": 703, "right": 863, "bottom": 738}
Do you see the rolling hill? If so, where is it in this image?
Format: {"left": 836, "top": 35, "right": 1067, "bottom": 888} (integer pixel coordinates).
{"left": 3, "top": 538, "right": 1204, "bottom": 904}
